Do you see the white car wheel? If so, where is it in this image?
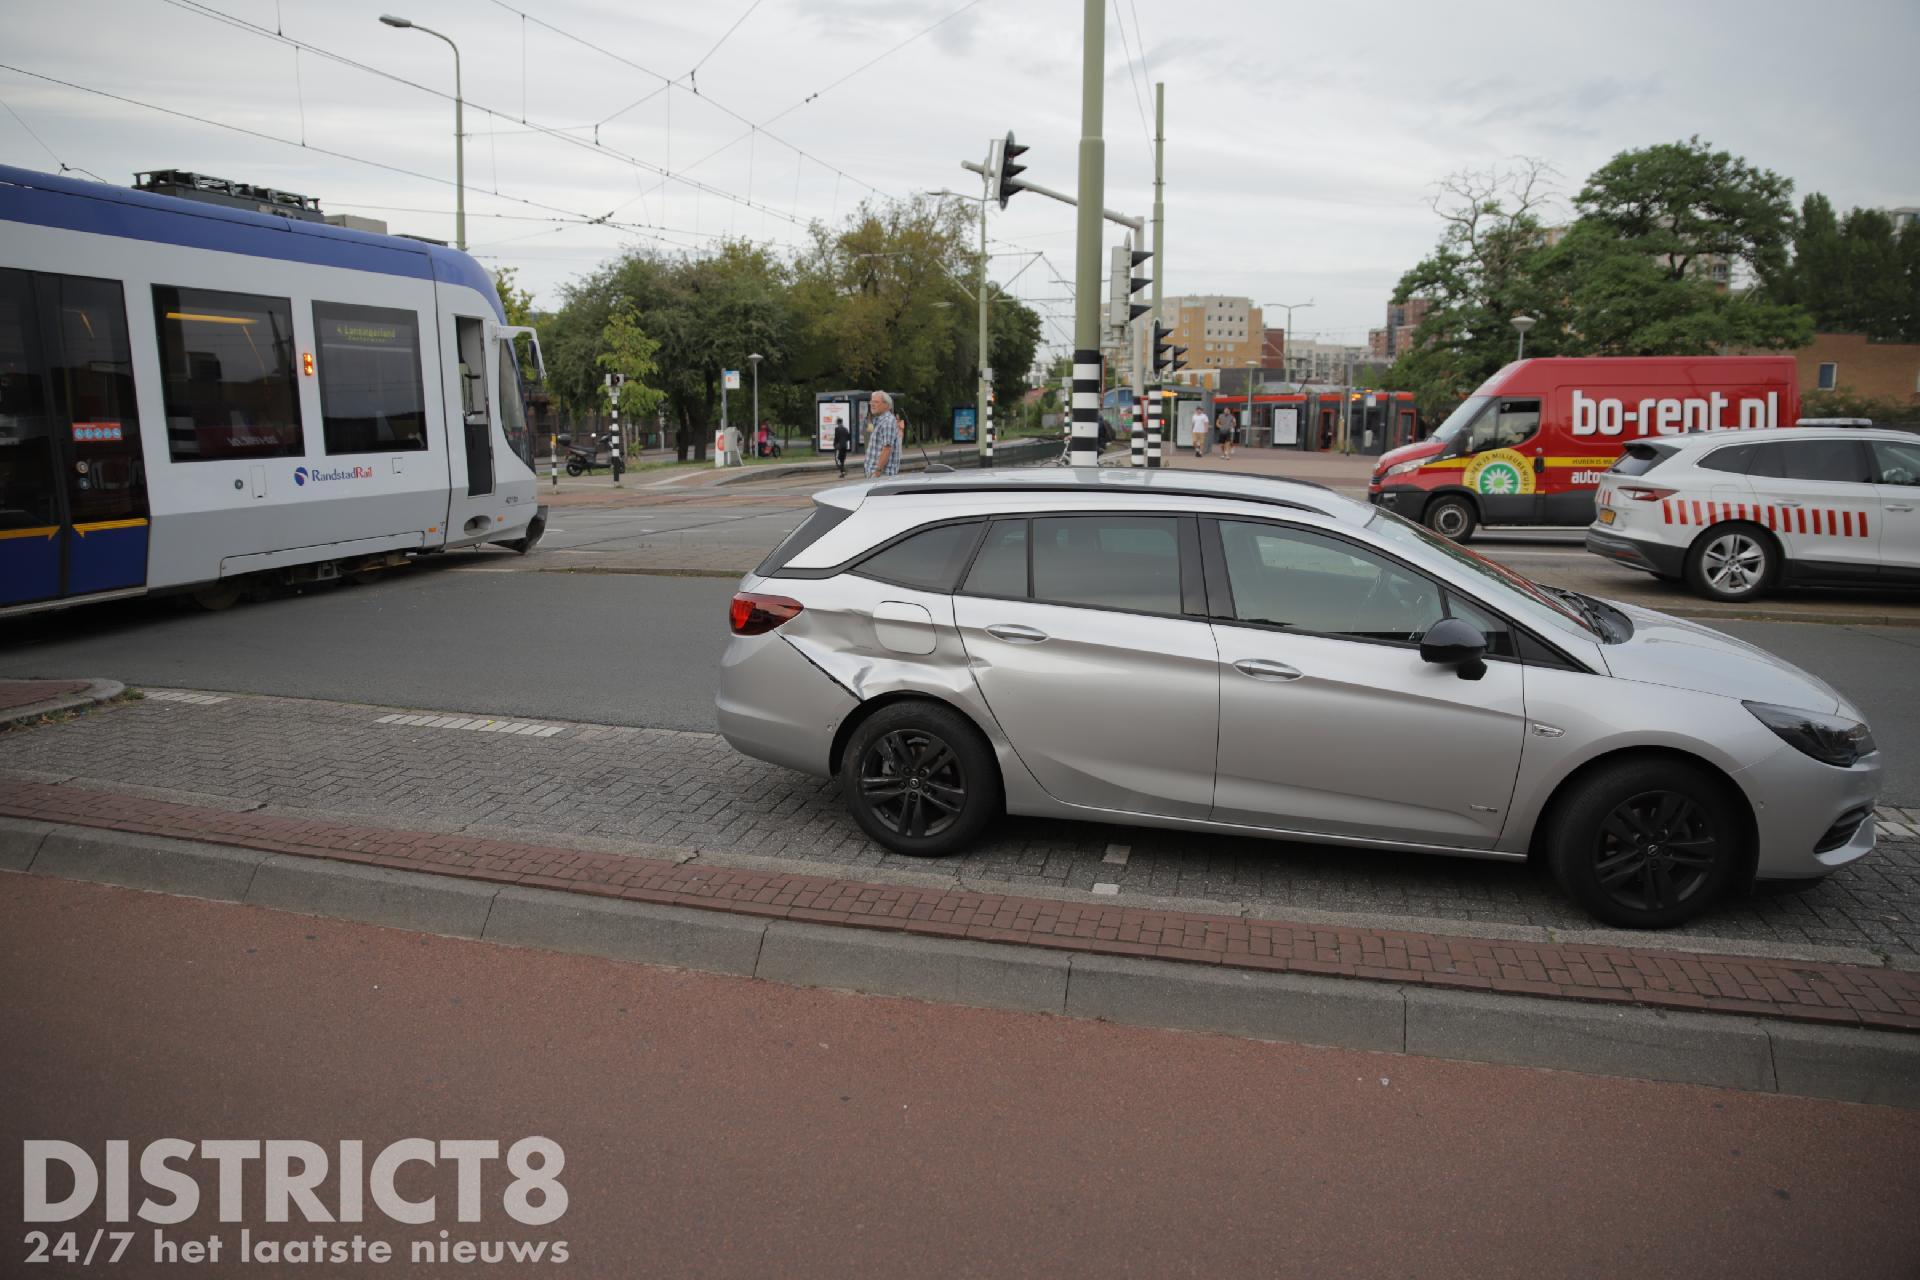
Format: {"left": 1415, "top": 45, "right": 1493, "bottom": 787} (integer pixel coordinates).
{"left": 1686, "top": 526, "right": 1775, "bottom": 602}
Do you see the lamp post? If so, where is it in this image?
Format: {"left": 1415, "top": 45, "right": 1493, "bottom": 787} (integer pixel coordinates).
{"left": 1511, "top": 313, "right": 1537, "bottom": 361}
{"left": 1262, "top": 300, "right": 1314, "bottom": 388}
{"left": 1243, "top": 357, "right": 1259, "bottom": 447}
{"left": 747, "top": 352, "right": 763, "bottom": 456}
{"left": 380, "top": 14, "right": 463, "bottom": 250}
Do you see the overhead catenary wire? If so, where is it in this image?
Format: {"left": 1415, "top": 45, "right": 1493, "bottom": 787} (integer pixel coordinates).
{"left": 152, "top": 0, "right": 814, "bottom": 231}
{"left": 0, "top": 94, "right": 108, "bottom": 182}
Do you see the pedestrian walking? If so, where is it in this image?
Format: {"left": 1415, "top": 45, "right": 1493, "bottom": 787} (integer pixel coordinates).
{"left": 1216, "top": 407, "right": 1236, "bottom": 460}
{"left": 833, "top": 416, "right": 851, "bottom": 477}
{"left": 863, "top": 390, "right": 902, "bottom": 478}
{"left": 1190, "top": 404, "right": 1208, "bottom": 458}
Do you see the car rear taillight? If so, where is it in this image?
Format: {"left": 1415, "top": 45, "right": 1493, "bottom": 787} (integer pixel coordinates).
{"left": 729, "top": 592, "right": 804, "bottom": 636}
{"left": 1619, "top": 486, "right": 1677, "bottom": 502}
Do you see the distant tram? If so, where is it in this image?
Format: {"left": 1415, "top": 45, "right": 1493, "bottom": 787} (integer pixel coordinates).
{"left": 0, "top": 165, "right": 546, "bottom": 615}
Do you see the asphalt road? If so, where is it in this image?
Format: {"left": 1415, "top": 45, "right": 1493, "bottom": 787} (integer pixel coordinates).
{"left": 5, "top": 874, "right": 1916, "bottom": 1279}
{"left": 4, "top": 565, "right": 1918, "bottom": 803}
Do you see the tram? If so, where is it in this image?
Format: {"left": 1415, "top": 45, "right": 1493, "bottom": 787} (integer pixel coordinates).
{"left": 0, "top": 165, "right": 546, "bottom": 615}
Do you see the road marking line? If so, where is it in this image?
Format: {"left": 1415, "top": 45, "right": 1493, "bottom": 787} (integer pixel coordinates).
{"left": 376, "top": 711, "right": 566, "bottom": 738}
{"left": 1103, "top": 843, "right": 1131, "bottom": 866}
{"left": 142, "top": 690, "right": 230, "bottom": 705}
{"left": 1091, "top": 883, "right": 1120, "bottom": 896}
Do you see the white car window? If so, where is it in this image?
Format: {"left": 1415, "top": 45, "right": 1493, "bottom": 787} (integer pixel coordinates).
{"left": 1871, "top": 440, "right": 1920, "bottom": 487}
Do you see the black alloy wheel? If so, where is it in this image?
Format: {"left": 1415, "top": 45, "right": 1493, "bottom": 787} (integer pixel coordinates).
{"left": 1544, "top": 758, "right": 1743, "bottom": 928}
{"left": 840, "top": 701, "right": 1002, "bottom": 857}
{"left": 1590, "top": 790, "right": 1720, "bottom": 915}
{"left": 859, "top": 728, "right": 967, "bottom": 839}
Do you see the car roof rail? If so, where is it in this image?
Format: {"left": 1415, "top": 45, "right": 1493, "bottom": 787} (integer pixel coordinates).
{"left": 863, "top": 478, "right": 1327, "bottom": 514}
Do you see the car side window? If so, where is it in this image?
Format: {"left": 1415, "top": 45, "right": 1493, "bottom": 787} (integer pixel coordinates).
{"left": 855, "top": 521, "right": 982, "bottom": 592}
{"left": 1442, "top": 592, "right": 1516, "bottom": 659}
{"left": 1871, "top": 440, "right": 1920, "bottom": 486}
{"left": 961, "top": 519, "right": 1028, "bottom": 597}
{"left": 1698, "top": 444, "right": 1754, "bottom": 474}
{"left": 1030, "top": 515, "right": 1182, "bottom": 615}
{"left": 1216, "top": 520, "right": 1445, "bottom": 643}
{"left": 1745, "top": 443, "right": 1785, "bottom": 479}
{"left": 1776, "top": 439, "right": 1873, "bottom": 484}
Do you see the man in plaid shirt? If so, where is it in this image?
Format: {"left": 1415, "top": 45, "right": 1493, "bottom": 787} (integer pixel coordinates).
{"left": 863, "top": 390, "right": 901, "bottom": 478}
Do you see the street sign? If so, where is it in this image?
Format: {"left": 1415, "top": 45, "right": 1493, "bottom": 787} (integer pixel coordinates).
{"left": 724, "top": 369, "right": 741, "bottom": 391}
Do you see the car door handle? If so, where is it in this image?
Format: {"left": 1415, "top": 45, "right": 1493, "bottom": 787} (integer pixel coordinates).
{"left": 1887, "top": 504, "right": 1915, "bottom": 513}
{"left": 1775, "top": 500, "right": 1802, "bottom": 508}
{"left": 1233, "top": 658, "right": 1303, "bottom": 682}
{"left": 985, "top": 623, "right": 1048, "bottom": 644}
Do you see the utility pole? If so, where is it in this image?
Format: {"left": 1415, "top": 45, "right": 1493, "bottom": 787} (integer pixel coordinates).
{"left": 1148, "top": 81, "right": 1165, "bottom": 469}
{"left": 979, "top": 149, "right": 993, "bottom": 468}
{"left": 1070, "top": 0, "right": 1105, "bottom": 468}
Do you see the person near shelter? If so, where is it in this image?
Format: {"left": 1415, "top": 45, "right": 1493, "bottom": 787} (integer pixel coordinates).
{"left": 864, "top": 390, "right": 902, "bottom": 478}
{"left": 1216, "top": 406, "right": 1237, "bottom": 460}
{"left": 833, "top": 416, "right": 851, "bottom": 477}
{"left": 1190, "top": 404, "right": 1208, "bottom": 458}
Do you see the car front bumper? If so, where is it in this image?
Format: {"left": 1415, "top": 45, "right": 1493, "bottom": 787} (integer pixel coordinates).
{"left": 1735, "top": 743, "right": 1881, "bottom": 879}
{"left": 1368, "top": 485, "right": 1427, "bottom": 519}
{"left": 1584, "top": 526, "right": 1687, "bottom": 578}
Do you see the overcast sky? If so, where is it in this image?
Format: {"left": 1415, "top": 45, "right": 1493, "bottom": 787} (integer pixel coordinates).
{"left": 4, "top": 0, "right": 1916, "bottom": 362}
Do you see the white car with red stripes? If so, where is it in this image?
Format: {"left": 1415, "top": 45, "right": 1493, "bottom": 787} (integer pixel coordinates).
{"left": 1585, "top": 426, "right": 1920, "bottom": 602}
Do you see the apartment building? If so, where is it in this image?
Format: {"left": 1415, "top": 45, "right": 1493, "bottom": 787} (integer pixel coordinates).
{"left": 1161, "top": 295, "right": 1265, "bottom": 370}
{"left": 1367, "top": 297, "right": 1431, "bottom": 360}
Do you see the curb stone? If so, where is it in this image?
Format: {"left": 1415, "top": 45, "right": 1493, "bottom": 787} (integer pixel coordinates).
{"left": 7, "top": 824, "right": 1920, "bottom": 1107}
{"left": 1, "top": 678, "right": 125, "bottom": 728}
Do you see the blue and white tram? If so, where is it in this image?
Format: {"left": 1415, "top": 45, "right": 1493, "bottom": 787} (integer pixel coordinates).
{"left": 0, "top": 165, "right": 546, "bottom": 615}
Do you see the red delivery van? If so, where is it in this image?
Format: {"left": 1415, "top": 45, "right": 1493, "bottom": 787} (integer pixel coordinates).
{"left": 1366, "top": 356, "right": 1800, "bottom": 540}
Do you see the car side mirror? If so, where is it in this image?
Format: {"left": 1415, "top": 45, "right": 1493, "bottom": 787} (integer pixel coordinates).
{"left": 1421, "top": 616, "right": 1488, "bottom": 680}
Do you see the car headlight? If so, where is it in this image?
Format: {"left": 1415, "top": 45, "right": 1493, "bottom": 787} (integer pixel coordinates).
{"left": 1384, "top": 459, "right": 1425, "bottom": 478}
{"left": 1744, "top": 701, "right": 1876, "bottom": 767}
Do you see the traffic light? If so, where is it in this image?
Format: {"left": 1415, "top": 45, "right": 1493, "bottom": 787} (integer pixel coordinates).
{"left": 1107, "top": 245, "right": 1152, "bottom": 330}
{"left": 1152, "top": 321, "right": 1187, "bottom": 376}
{"left": 996, "top": 131, "right": 1028, "bottom": 208}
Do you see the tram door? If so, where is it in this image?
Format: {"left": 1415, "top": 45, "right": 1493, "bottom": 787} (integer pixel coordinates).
{"left": 0, "top": 269, "right": 149, "bottom": 608}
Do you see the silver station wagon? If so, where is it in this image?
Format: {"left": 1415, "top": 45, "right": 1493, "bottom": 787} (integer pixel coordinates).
{"left": 716, "top": 469, "right": 1879, "bottom": 928}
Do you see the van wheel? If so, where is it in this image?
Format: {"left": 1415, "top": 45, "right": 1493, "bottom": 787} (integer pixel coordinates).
{"left": 1544, "top": 758, "right": 1742, "bottom": 929}
{"left": 841, "top": 701, "right": 1002, "bottom": 857}
{"left": 1685, "top": 524, "right": 1776, "bottom": 603}
{"left": 1424, "top": 495, "right": 1478, "bottom": 542}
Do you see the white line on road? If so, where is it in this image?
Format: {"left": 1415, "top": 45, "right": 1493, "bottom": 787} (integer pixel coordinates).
{"left": 1103, "top": 844, "right": 1131, "bottom": 866}
{"left": 374, "top": 713, "right": 564, "bottom": 737}
{"left": 1091, "top": 883, "right": 1120, "bottom": 896}
{"left": 142, "top": 690, "right": 230, "bottom": 705}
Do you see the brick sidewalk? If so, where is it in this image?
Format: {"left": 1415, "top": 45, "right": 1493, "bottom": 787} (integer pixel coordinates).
{"left": 3, "top": 690, "right": 1915, "bottom": 956}
{"left": 4, "top": 777, "right": 1916, "bottom": 1033}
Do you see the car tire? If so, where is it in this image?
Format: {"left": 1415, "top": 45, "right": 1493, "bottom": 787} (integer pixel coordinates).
{"left": 1543, "top": 758, "right": 1745, "bottom": 929}
{"left": 1424, "top": 495, "right": 1478, "bottom": 542}
{"left": 1685, "top": 523, "right": 1776, "bottom": 602}
{"left": 840, "top": 701, "right": 1002, "bottom": 857}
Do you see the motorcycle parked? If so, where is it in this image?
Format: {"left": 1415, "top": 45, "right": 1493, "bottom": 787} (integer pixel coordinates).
{"left": 559, "top": 433, "right": 613, "bottom": 477}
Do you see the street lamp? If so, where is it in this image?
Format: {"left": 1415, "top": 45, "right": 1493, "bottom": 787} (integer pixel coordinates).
{"left": 380, "top": 14, "right": 464, "bottom": 250}
{"left": 747, "top": 352, "right": 763, "bottom": 455}
{"left": 1262, "top": 300, "right": 1314, "bottom": 388}
{"left": 1511, "top": 313, "right": 1537, "bottom": 361}
{"left": 1243, "top": 357, "right": 1259, "bottom": 447}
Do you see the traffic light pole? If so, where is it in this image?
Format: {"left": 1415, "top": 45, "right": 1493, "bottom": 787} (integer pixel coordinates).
{"left": 1148, "top": 81, "right": 1165, "bottom": 469}
{"left": 1071, "top": 0, "right": 1105, "bottom": 468}
{"left": 977, "top": 156, "right": 992, "bottom": 468}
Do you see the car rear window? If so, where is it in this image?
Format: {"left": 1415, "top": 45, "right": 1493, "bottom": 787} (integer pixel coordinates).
{"left": 1610, "top": 443, "right": 1674, "bottom": 476}
{"left": 755, "top": 504, "right": 853, "bottom": 576}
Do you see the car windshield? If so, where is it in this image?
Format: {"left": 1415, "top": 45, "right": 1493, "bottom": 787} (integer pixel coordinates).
{"left": 1366, "top": 507, "right": 1599, "bottom": 636}
{"left": 1425, "top": 395, "right": 1490, "bottom": 445}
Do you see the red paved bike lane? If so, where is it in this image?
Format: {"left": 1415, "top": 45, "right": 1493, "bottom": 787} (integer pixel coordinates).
{"left": 3, "top": 873, "right": 1916, "bottom": 1279}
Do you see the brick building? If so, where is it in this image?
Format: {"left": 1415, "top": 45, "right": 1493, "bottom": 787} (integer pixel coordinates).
{"left": 1798, "top": 333, "right": 1920, "bottom": 406}
{"left": 1161, "top": 295, "right": 1265, "bottom": 372}
{"left": 1367, "top": 297, "right": 1432, "bottom": 360}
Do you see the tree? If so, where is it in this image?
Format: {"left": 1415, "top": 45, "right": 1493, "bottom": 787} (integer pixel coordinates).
{"left": 1387, "top": 158, "right": 1558, "bottom": 417}
{"left": 595, "top": 310, "right": 666, "bottom": 441}
{"left": 1573, "top": 136, "right": 1796, "bottom": 285}
{"left": 491, "top": 266, "right": 537, "bottom": 327}
{"left": 987, "top": 290, "right": 1042, "bottom": 413}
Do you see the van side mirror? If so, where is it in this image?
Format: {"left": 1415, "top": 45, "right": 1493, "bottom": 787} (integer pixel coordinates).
{"left": 1420, "top": 616, "right": 1488, "bottom": 679}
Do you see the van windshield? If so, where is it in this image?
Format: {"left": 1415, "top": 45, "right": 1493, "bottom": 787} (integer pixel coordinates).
{"left": 1426, "top": 396, "right": 1490, "bottom": 445}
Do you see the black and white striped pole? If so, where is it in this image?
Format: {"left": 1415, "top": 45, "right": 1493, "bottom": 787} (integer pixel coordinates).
{"left": 1129, "top": 395, "right": 1145, "bottom": 467}
{"left": 983, "top": 388, "right": 995, "bottom": 466}
{"left": 1146, "top": 387, "right": 1163, "bottom": 468}
{"left": 1070, "top": 351, "right": 1102, "bottom": 466}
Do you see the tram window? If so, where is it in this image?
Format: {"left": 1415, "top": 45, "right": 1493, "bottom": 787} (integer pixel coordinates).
{"left": 153, "top": 285, "right": 304, "bottom": 461}
{"left": 313, "top": 302, "right": 428, "bottom": 454}
{"left": 498, "top": 340, "right": 531, "bottom": 465}
{"left": 47, "top": 276, "right": 144, "bottom": 524}
{"left": 0, "top": 269, "right": 56, "bottom": 529}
